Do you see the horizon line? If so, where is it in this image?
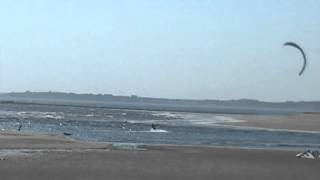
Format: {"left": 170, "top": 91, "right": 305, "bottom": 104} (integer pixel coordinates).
{"left": 1, "top": 91, "right": 319, "bottom": 104}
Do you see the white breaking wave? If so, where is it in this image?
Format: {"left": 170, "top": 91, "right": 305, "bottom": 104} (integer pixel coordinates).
{"left": 0, "top": 110, "right": 65, "bottom": 120}
{"left": 186, "top": 115, "right": 244, "bottom": 126}
{"left": 152, "top": 112, "right": 181, "bottom": 118}
{"left": 128, "top": 129, "right": 168, "bottom": 133}
{"left": 150, "top": 129, "right": 168, "bottom": 133}
{"left": 127, "top": 113, "right": 245, "bottom": 127}
{"left": 84, "top": 114, "right": 94, "bottom": 117}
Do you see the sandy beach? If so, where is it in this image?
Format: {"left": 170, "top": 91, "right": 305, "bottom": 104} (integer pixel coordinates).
{"left": 0, "top": 131, "right": 319, "bottom": 180}
{"left": 226, "top": 113, "right": 320, "bottom": 132}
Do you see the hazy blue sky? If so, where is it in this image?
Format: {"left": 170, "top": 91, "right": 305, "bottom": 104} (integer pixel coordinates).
{"left": 0, "top": 0, "right": 319, "bottom": 101}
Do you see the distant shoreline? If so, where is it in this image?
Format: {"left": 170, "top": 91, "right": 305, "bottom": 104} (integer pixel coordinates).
{"left": 1, "top": 91, "right": 319, "bottom": 115}
{"left": 0, "top": 98, "right": 306, "bottom": 115}
{"left": 2, "top": 91, "right": 320, "bottom": 104}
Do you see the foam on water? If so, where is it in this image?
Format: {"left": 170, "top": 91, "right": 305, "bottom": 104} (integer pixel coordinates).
{"left": 129, "top": 113, "right": 245, "bottom": 127}
{"left": 150, "top": 129, "right": 168, "bottom": 133}
{"left": 152, "top": 112, "right": 181, "bottom": 118}
{"left": 127, "top": 129, "right": 168, "bottom": 133}
{"left": 0, "top": 110, "right": 65, "bottom": 120}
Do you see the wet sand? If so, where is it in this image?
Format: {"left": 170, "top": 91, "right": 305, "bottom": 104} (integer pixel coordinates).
{"left": 226, "top": 113, "right": 320, "bottom": 132}
{"left": 0, "top": 132, "right": 319, "bottom": 180}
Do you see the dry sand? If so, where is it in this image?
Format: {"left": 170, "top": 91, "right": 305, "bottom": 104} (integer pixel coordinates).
{"left": 0, "top": 132, "right": 319, "bottom": 180}
{"left": 225, "top": 113, "right": 320, "bottom": 132}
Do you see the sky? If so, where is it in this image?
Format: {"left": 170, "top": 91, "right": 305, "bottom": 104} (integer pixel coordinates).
{"left": 0, "top": 0, "right": 319, "bottom": 101}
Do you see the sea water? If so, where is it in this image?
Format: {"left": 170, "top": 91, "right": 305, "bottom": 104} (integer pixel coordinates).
{"left": 0, "top": 103, "right": 320, "bottom": 150}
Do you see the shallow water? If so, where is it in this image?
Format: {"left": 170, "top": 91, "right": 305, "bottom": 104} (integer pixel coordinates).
{"left": 0, "top": 103, "right": 320, "bottom": 150}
